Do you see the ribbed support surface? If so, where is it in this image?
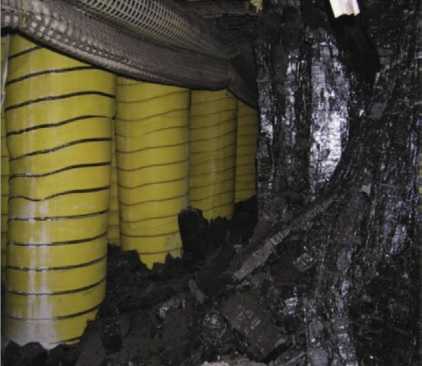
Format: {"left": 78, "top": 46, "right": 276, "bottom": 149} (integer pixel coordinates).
{"left": 107, "top": 121, "right": 120, "bottom": 246}
{"left": 5, "top": 35, "right": 115, "bottom": 349}
{"left": 190, "top": 90, "right": 237, "bottom": 219}
{"left": 1, "top": 105, "right": 8, "bottom": 283}
{"left": 1, "top": 35, "right": 9, "bottom": 282}
{"left": 235, "top": 101, "right": 258, "bottom": 203}
{"left": 116, "top": 79, "right": 189, "bottom": 268}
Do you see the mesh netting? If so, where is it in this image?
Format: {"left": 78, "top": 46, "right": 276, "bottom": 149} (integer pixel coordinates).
{"left": 70, "top": 0, "right": 234, "bottom": 58}
{"left": 1, "top": 0, "right": 255, "bottom": 106}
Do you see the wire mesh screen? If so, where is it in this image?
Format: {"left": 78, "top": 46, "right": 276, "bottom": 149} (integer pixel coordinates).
{"left": 71, "top": 0, "right": 232, "bottom": 57}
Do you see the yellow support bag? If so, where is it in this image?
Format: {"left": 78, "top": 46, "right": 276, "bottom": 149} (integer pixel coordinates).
{"left": 116, "top": 79, "right": 190, "bottom": 268}
{"left": 190, "top": 90, "right": 237, "bottom": 219}
{"left": 235, "top": 101, "right": 258, "bottom": 203}
{"left": 1, "top": 34, "right": 10, "bottom": 283}
{"left": 108, "top": 120, "right": 120, "bottom": 246}
{"left": 5, "top": 35, "right": 115, "bottom": 348}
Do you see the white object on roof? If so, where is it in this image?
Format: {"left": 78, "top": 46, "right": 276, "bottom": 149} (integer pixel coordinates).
{"left": 329, "top": 0, "right": 360, "bottom": 18}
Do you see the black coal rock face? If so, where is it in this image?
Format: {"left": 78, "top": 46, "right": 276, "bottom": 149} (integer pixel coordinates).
{"left": 251, "top": 0, "right": 420, "bottom": 365}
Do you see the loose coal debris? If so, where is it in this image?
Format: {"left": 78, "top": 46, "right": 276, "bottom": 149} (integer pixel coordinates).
{"left": 3, "top": 197, "right": 278, "bottom": 366}
{"left": 2, "top": 189, "right": 418, "bottom": 365}
{"left": 0, "top": 196, "right": 302, "bottom": 366}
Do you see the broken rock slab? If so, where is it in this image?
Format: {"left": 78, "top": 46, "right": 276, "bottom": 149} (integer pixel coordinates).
{"left": 201, "top": 358, "right": 266, "bottom": 366}
{"left": 75, "top": 322, "right": 106, "bottom": 366}
{"left": 221, "top": 291, "right": 287, "bottom": 360}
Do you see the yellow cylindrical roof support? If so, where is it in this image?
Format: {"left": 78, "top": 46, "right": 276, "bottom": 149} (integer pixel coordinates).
{"left": 5, "top": 35, "right": 115, "bottom": 348}
{"left": 189, "top": 90, "right": 237, "bottom": 219}
{"left": 108, "top": 121, "right": 120, "bottom": 246}
{"left": 116, "top": 79, "right": 190, "bottom": 268}
{"left": 235, "top": 101, "right": 258, "bottom": 203}
{"left": 1, "top": 35, "right": 10, "bottom": 283}
{"left": 1, "top": 105, "right": 8, "bottom": 283}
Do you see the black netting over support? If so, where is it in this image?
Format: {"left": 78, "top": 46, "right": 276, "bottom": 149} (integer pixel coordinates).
{"left": 68, "top": 0, "right": 236, "bottom": 58}
{"left": 1, "top": 0, "right": 256, "bottom": 106}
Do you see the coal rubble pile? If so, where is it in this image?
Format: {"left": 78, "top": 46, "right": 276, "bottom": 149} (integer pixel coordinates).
{"left": 5, "top": 196, "right": 302, "bottom": 366}
{"left": 2, "top": 193, "right": 418, "bottom": 366}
